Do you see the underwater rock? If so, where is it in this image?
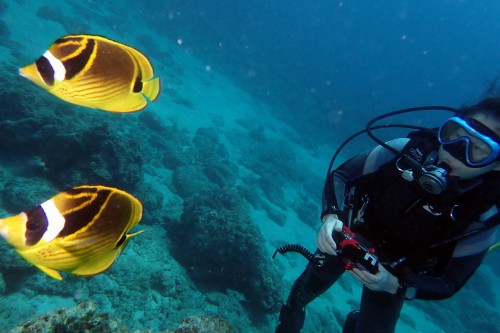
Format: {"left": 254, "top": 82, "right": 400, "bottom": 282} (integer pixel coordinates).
{"left": 167, "top": 188, "right": 283, "bottom": 312}
{"left": 265, "top": 205, "right": 287, "bottom": 226}
{"left": 139, "top": 111, "right": 169, "bottom": 134}
{"left": 0, "top": 239, "right": 34, "bottom": 289}
{"left": 0, "top": 19, "right": 8, "bottom": 46}
{"left": 172, "top": 165, "right": 217, "bottom": 198}
{"left": 0, "top": 272, "right": 5, "bottom": 295}
{"left": 170, "top": 93, "right": 194, "bottom": 109}
{"left": 135, "top": 182, "right": 165, "bottom": 225}
{"left": 0, "top": 72, "right": 148, "bottom": 191}
{"left": 203, "top": 159, "right": 238, "bottom": 189}
{"left": 165, "top": 315, "right": 232, "bottom": 333}
{"left": 162, "top": 142, "right": 188, "bottom": 169}
{"left": 0, "top": 176, "right": 57, "bottom": 214}
{"left": 9, "top": 301, "right": 128, "bottom": 333}
{"left": 293, "top": 197, "right": 320, "bottom": 228}
{"left": 137, "top": 113, "right": 191, "bottom": 170}
{"left": 138, "top": 115, "right": 191, "bottom": 170}
{"left": 191, "top": 127, "right": 230, "bottom": 160}
{"left": 171, "top": 126, "right": 239, "bottom": 196}
{"left": 192, "top": 127, "right": 219, "bottom": 155}
{"left": 258, "top": 174, "right": 288, "bottom": 210}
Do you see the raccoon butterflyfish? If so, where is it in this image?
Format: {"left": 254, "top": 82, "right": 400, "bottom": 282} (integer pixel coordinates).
{"left": 19, "top": 34, "right": 161, "bottom": 113}
{"left": 0, "top": 185, "right": 143, "bottom": 280}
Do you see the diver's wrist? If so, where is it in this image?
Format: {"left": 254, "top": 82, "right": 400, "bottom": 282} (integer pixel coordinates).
{"left": 395, "top": 282, "right": 417, "bottom": 300}
{"left": 321, "top": 205, "right": 340, "bottom": 220}
{"left": 321, "top": 214, "right": 338, "bottom": 223}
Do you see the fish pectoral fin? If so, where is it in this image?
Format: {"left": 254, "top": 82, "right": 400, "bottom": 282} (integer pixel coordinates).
{"left": 127, "top": 229, "right": 145, "bottom": 238}
{"left": 71, "top": 250, "right": 118, "bottom": 277}
{"left": 35, "top": 264, "right": 63, "bottom": 280}
{"left": 141, "top": 77, "right": 160, "bottom": 102}
{"left": 116, "top": 230, "right": 144, "bottom": 256}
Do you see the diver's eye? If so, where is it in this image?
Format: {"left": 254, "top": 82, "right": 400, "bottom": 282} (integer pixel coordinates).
{"left": 449, "top": 132, "right": 461, "bottom": 140}
{"left": 453, "top": 128, "right": 468, "bottom": 139}
{"left": 470, "top": 142, "right": 490, "bottom": 160}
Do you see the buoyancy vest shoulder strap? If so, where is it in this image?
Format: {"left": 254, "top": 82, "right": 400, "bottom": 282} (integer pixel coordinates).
{"left": 400, "top": 128, "right": 440, "bottom": 166}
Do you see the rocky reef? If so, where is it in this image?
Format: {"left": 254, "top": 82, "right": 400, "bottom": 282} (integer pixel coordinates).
{"left": 9, "top": 301, "right": 128, "bottom": 333}
{"left": 0, "top": 72, "right": 148, "bottom": 193}
{"left": 9, "top": 301, "right": 232, "bottom": 333}
{"left": 0, "top": 6, "right": 314, "bottom": 329}
{"left": 164, "top": 315, "right": 232, "bottom": 333}
{"left": 167, "top": 188, "right": 283, "bottom": 313}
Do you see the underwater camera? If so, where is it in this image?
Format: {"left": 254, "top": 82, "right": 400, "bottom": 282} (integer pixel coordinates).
{"left": 333, "top": 226, "right": 379, "bottom": 274}
{"left": 273, "top": 226, "right": 379, "bottom": 274}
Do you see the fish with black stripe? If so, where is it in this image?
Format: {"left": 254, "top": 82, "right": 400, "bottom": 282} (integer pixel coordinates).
{"left": 0, "top": 185, "right": 143, "bottom": 280}
{"left": 19, "top": 34, "right": 161, "bottom": 112}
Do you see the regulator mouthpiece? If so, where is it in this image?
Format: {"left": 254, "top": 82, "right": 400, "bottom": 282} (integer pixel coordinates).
{"left": 418, "top": 163, "right": 450, "bottom": 195}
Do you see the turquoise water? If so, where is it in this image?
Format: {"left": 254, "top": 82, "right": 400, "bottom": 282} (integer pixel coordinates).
{"left": 0, "top": 0, "right": 498, "bottom": 332}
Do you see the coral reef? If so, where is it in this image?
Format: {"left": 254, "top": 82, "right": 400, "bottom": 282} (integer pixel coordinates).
{"left": 171, "top": 127, "right": 238, "bottom": 198}
{"left": 0, "top": 72, "right": 148, "bottom": 191}
{"left": 9, "top": 301, "right": 129, "bottom": 333}
{"left": 173, "top": 165, "right": 217, "bottom": 198}
{"left": 226, "top": 125, "right": 324, "bottom": 226}
{"left": 9, "top": 301, "right": 233, "bottom": 333}
{"left": 292, "top": 196, "right": 320, "bottom": 228}
{"left": 164, "top": 315, "right": 232, "bottom": 333}
{"left": 167, "top": 188, "right": 283, "bottom": 313}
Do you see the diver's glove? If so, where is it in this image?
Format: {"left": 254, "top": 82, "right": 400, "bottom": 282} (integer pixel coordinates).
{"left": 317, "top": 214, "right": 343, "bottom": 255}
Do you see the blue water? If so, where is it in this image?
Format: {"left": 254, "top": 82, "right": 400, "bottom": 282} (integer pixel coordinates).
{"left": 0, "top": 0, "right": 498, "bottom": 332}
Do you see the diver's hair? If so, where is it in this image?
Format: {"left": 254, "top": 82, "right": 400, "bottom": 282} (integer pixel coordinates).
{"left": 458, "top": 97, "right": 500, "bottom": 122}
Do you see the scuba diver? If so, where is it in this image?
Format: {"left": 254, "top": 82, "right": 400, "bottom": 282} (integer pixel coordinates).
{"left": 274, "top": 97, "right": 500, "bottom": 333}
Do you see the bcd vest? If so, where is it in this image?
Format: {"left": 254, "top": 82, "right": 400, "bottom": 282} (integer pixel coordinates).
{"left": 340, "top": 130, "right": 500, "bottom": 275}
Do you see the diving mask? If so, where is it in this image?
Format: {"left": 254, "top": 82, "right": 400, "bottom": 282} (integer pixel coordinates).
{"left": 438, "top": 116, "right": 500, "bottom": 168}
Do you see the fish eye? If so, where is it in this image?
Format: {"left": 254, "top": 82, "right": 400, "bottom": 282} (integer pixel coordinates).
{"left": 26, "top": 206, "right": 49, "bottom": 231}
{"left": 27, "top": 218, "right": 43, "bottom": 230}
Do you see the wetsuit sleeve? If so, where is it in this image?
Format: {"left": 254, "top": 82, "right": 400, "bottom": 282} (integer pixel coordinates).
{"left": 404, "top": 218, "right": 498, "bottom": 300}
{"left": 404, "top": 249, "right": 488, "bottom": 300}
{"left": 321, "top": 153, "right": 367, "bottom": 218}
{"left": 321, "top": 138, "right": 409, "bottom": 219}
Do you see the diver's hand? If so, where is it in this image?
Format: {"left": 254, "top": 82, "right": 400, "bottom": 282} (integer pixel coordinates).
{"left": 348, "top": 264, "right": 399, "bottom": 294}
{"left": 317, "top": 214, "right": 343, "bottom": 255}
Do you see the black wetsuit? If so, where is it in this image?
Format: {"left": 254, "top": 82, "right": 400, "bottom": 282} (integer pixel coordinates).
{"left": 276, "top": 135, "right": 499, "bottom": 333}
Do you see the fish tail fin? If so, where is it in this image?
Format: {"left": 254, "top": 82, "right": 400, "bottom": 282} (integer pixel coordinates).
{"left": 142, "top": 77, "right": 161, "bottom": 102}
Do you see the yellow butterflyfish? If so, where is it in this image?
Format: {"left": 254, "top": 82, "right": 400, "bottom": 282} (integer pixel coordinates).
{"left": 19, "top": 34, "right": 160, "bottom": 112}
{"left": 0, "top": 185, "right": 143, "bottom": 280}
